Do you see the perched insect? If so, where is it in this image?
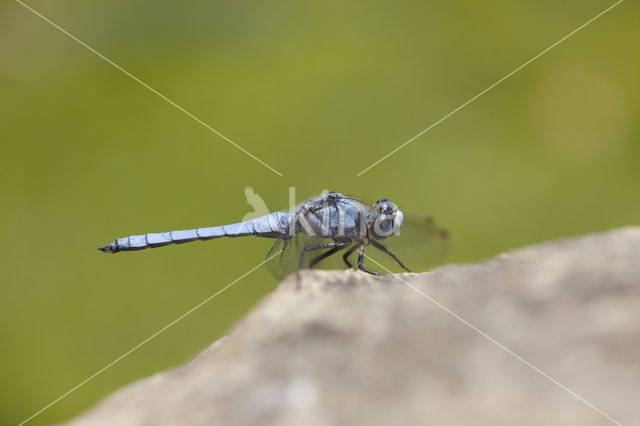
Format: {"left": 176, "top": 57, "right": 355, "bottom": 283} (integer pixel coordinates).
{"left": 99, "top": 192, "right": 449, "bottom": 279}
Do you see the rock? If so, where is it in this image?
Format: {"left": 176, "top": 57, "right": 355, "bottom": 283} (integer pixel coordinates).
{"left": 67, "top": 228, "right": 640, "bottom": 426}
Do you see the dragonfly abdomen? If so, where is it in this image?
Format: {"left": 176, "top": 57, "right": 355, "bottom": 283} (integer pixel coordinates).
{"left": 98, "top": 212, "right": 292, "bottom": 253}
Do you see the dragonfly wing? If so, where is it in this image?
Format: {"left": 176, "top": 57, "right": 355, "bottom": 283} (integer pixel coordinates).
{"left": 365, "top": 213, "right": 450, "bottom": 273}
{"left": 266, "top": 233, "right": 354, "bottom": 280}
{"left": 266, "top": 238, "right": 290, "bottom": 280}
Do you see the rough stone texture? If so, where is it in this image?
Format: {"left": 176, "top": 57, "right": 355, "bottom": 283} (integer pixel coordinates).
{"left": 68, "top": 228, "right": 640, "bottom": 426}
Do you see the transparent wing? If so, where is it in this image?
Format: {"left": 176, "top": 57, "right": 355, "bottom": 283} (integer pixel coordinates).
{"left": 265, "top": 238, "right": 291, "bottom": 280}
{"left": 341, "top": 194, "right": 451, "bottom": 273}
{"left": 362, "top": 213, "right": 451, "bottom": 274}
{"left": 266, "top": 233, "right": 351, "bottom": 280}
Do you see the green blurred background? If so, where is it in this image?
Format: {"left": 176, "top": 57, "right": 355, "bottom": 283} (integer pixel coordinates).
{"left": 1, "top": 0, "right": 638, "bottom": 424}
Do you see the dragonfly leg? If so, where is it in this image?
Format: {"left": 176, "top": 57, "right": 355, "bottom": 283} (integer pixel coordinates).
{"left": 357, "top": 245, "right": 381, "bottom": 275}
{"left": 342, "top": 244, "right": 359, "bottom": 269}
{"left": 309, "top": 242, "right": 350, "bottom": 269}
{"left": 300, "top": 242, "right": 340, "bottom": 270}
{"left": 369, "top": 240, "right": 411, "bottom": 272}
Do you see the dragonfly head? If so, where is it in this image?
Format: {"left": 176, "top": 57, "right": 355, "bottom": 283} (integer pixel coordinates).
{"left": 370, "top": 199, "right": 404, "bottom": 240}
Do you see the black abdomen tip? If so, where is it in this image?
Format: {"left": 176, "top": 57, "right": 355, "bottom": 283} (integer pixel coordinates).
{"left": 98, "top": 243, "right": 118, "bottom": 253}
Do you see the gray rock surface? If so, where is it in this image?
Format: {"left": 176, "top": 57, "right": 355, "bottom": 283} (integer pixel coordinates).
{"left": 68, "top": 228, "right": 640, "bottom": 426}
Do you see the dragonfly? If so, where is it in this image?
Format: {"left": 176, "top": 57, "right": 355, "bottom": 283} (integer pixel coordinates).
{"left": 98, "top": 192, "right": 449, "bottom": 279}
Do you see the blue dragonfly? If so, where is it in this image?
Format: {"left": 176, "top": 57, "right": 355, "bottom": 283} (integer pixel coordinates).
{"left": 98, "top": 192, "right": 449, "bottom": 279}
